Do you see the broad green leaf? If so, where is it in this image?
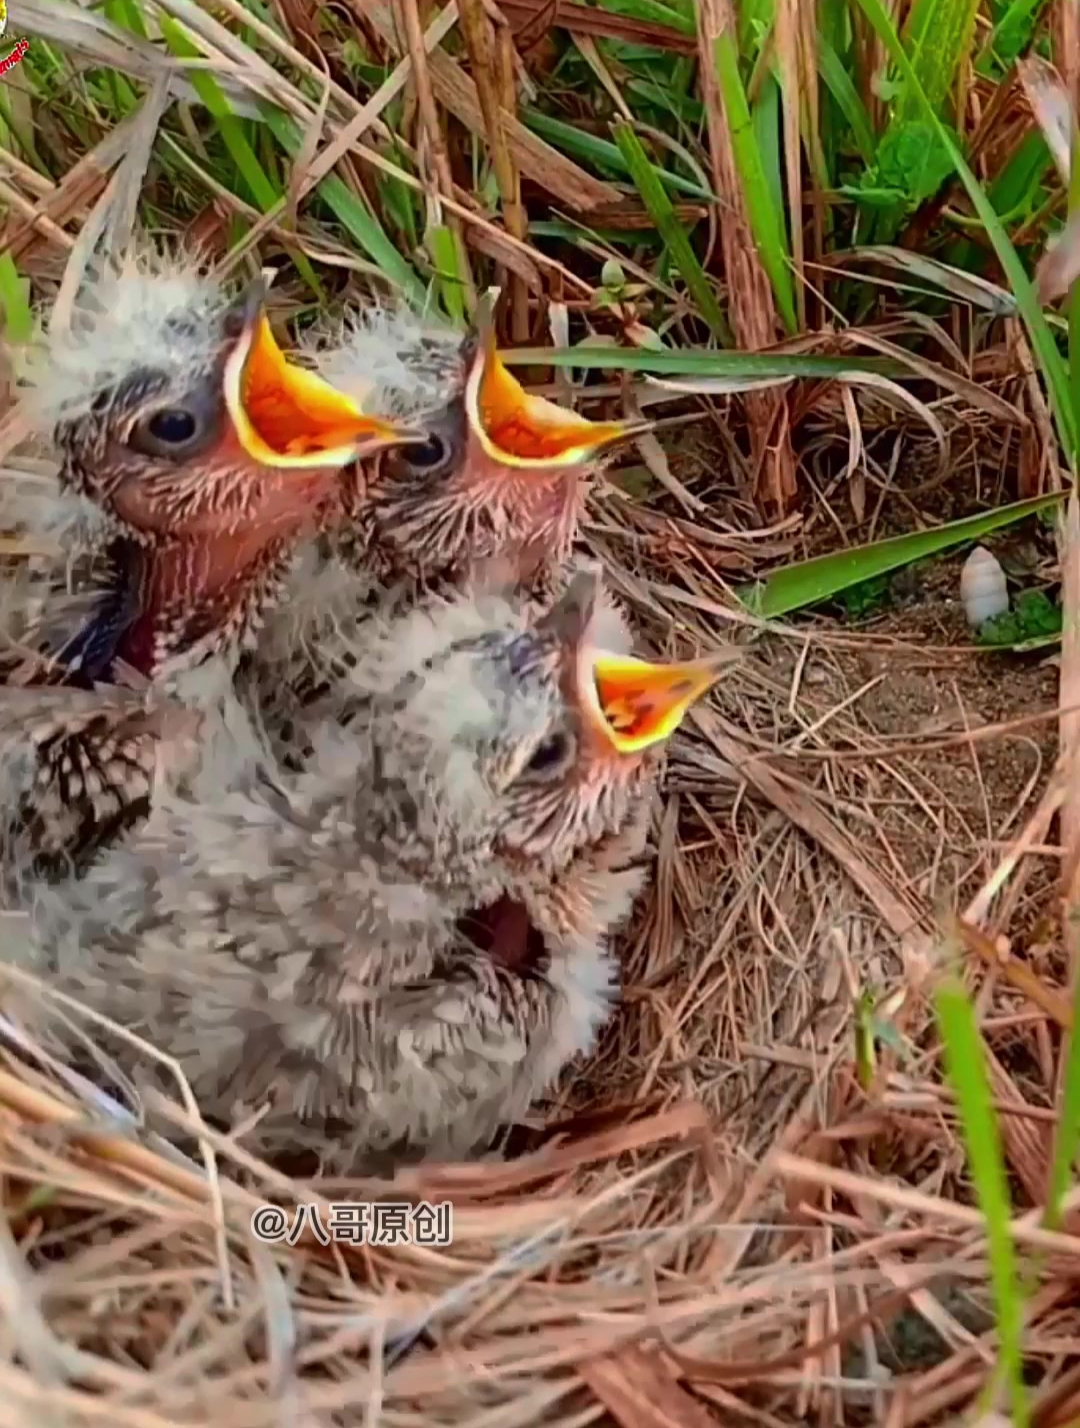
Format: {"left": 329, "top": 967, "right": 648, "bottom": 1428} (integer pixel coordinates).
{"left": 984, "top": 0, "right": 1054, "bottom": 70}
{"left": 738, "top": 492, "right": 1064, "bottom": 619}
{"left": 899, "top": 0, "right": 982, "bottom": 121}
{"left": 936, "top": 979, "right": 1029, "bottom": 1427}
{"left": 0, "top": 251, "right": 34, "bottom": 344}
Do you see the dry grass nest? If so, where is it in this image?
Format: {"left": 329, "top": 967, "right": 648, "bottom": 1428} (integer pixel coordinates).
{"left": 1, "top": 405, "right": 1078, "bottom": 1428}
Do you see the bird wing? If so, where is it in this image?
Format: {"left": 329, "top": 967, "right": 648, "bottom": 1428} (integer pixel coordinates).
{"left": 0, "top": 683, "right": 203, "bottom": 882}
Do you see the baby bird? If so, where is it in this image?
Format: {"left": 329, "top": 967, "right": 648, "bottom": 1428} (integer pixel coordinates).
{"left": 328, "top": 294, "right": 645, "bottom": 594}
{"left": 1, "top": 249, "right": 416, "bottom": 875}
{"left": 249, "top": 293, "right": 648, "bottom": 757}
{"left": 7, "top": 568, "right": 730, "bottom": 1169}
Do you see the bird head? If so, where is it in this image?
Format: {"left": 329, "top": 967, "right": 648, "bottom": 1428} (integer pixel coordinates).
{"left": 315, "top": 295, "right": 647, "bottom": 582}
{"left": 24, "top": 259, "right": 408, "bottom": 543}
{"left": 18, "top": 251, "right": 418, "bottom": 678}
{"left": 344, "top": 565, "right": 733, "bottom": 899}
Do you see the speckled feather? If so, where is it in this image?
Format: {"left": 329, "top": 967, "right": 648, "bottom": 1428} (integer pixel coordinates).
{"left": 246, "top": 304, "right": 622, "bottom": 764}
{"left": 0, "top": 249, "right": 357, "bottom": 876}
{"left": 6, "top": 579, "right": 656, "bottom": 1170}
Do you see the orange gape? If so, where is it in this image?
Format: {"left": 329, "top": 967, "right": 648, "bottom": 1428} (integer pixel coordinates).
{"left": 236, "top": 314, "right": 398, "bottom": 460}
{"left": 475, "top": 339, "right": 634, "bottom": 462}
{"left": 587, "top": 651, "right": 738, "bottom": 755}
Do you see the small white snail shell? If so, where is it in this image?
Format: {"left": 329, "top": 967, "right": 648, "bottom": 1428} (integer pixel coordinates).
{"left": 960, "top": 546, "right": 1009, "bottom": 628}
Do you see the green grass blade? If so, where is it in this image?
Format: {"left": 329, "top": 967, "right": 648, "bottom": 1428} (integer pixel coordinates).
{"left": 1045, "top": 962, "right": 1080, "bottom": 1229}
{"left": 503, "top": 346, "right": 905, "bottom": 378}
{"left": 0, "top": 252, "right": 33, "bottom": 344}
{"left": 523, "top": 111, "right": 713, "bottom": 200}
{"left": 817, "top": 35, "right": 876, "bottom": 166}
{"left": 738, "top": 491, "right": 1064, "bottom": 618}
{"left": 158, "top": 15, "right": 280, "bottom": 213}
{"left": 851, "top": 0, "right": 1080, "bottom": 467}
{"left": 260, "top": 107, "right": 426, "bottom": 305}
{"left": 611, "top": 121, "right": 730, "bottom": 340}
{"left": 426, "top": 223, "right": 468, "bottom": 326}
{"left": 898, "top": 0, "right": 981, "bottom": 121}
{"left": 708, "top": 31, "right": 798, "bottom": 334}
{"left": 936, "top": 978, "right": 1028, "bottom": 1427}
{"left": 595, "top": 0, "right": 697, "bottom": 36}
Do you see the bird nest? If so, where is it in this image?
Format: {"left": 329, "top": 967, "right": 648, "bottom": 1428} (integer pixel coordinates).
{"left": 1, "top": 415, "right": 1078, "bottom": 1428}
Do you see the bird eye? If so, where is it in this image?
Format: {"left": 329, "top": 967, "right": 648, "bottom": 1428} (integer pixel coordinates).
{"left": 127, "top": 399, "right": 217, "bottom": 461}
{"left": 147, "top": 408, "right": 199, "bottom": 445}
{"left": 523, "top": 731, "right": 573, "bottom": 778}
{"left": 401, "top": 434, "right": 449, "bottom": 470}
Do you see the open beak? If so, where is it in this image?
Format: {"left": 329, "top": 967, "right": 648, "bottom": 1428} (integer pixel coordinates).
{"left": 223, "top": 287, "right": 413, "bottom": 468}
{"left": 463, "top": 289, "right": 650, "bottom": 469}
{"left": 583, "top": 649, "right": 737, "bottom": 755}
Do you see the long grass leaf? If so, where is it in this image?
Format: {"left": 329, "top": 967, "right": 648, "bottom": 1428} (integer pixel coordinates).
{"left": 260, "top": 107, "right": 425, "bottom": 304}
{"left": 426, "top": 224, "right": 468, "bottom": 327}
{"left": 503, "top": 346, "right": 910, "bottom": 379}
{"left": 851, "top": 0, "right": 1079, "bottom": 467}
{"left": 708, "top": 31, "right": 798, "bottom": 334}
{"left": 1045, "top": 964, "right": 1080, "bottom": 1229}
{"left": 523, "top": 111, "right": 713, "bottom": 199}
{"left": 611, "top": 121, "right": 729, "bottom": 339}
{"left": 158, "top": 15, "right": 280, "bottom": 212}
{"left": 739, "top": 492, "right": 1064, "bottom": 618}
{"left": 817, "top": 35, "right": 876, "bottom": 165}
{"left": 936, "top": 979, "right": 1028, "bottom": 1427}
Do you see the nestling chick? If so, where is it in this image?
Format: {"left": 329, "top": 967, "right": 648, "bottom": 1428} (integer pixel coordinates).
{"left": 15, "top": 249, "right": 413, "bottom": 683}
{"left": 7, "top": 569, "right": 731, "bottom": 1169}
{"left": 327, "top": 294, "right": 646, "bottom": 592}
{"left": 1, "top": 248, "right": 417, "bottom": 875}
{"left": 249, "top": 293, "right": 648, "bottom": 756}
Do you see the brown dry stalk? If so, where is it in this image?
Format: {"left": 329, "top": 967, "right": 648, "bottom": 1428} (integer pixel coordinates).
{"left": 953, "top": 916, "right": 1073, "bottom": 1030}
{"left": 457, "top": 0, "right": 530, "bottom": 340}
{"left": 395, "top": 0, "right": 474, "bottom": 307}
{"left": 578, "top": 1346, "right": 721, "bottom": 1428}
{"left": 695, "top": 0, "right": 798, "bottom": 512}
{"left": 1051, "top": 0, "right": 1080, "bottom": 117}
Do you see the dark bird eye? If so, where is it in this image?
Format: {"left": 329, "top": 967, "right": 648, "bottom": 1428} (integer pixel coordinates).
{"left": 524, "top": 732, "right": 571, "bottom": 777}
{"left": 401, "top": 434, "right": 449, "bottom": 470}
{"left": 147, "top": 408, "right": 198, "bottom": 445}
{"left": 128, "top": 397, "right": 217, "bottom": 461}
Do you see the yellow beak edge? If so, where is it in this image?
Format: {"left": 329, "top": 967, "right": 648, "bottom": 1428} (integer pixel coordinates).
{"left": 464, "top": 299, "right": 648, "bottom": 468}
{"left": 585, "top": 650, "right": 737, "bottom": 754}
{"left": 224, "top": 311, "right": 407, "bottom": 469}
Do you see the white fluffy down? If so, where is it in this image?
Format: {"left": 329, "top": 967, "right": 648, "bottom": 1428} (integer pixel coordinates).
{"left": 15, "top": 244, "right": 236, "bottom": 438}
{"left": 312, "top": 303, "right": 466, "bottom": 419}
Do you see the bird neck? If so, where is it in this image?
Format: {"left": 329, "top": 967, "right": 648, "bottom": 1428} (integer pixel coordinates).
{"left": 113, "top": 529, "right": 296, "bottom": 679}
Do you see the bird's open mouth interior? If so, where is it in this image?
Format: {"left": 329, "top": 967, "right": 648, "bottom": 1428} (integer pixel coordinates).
{"left": 456, "top": 894, "right": 547, "bottom": 972}
{"left": 589, "top": 653, "right": 725, "bottom": 754}
{"left": 469, "top": 347, "right": 634, "bottom": 466}
{"left": 224, "top": 313, "right": 397, "bottom": 467}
